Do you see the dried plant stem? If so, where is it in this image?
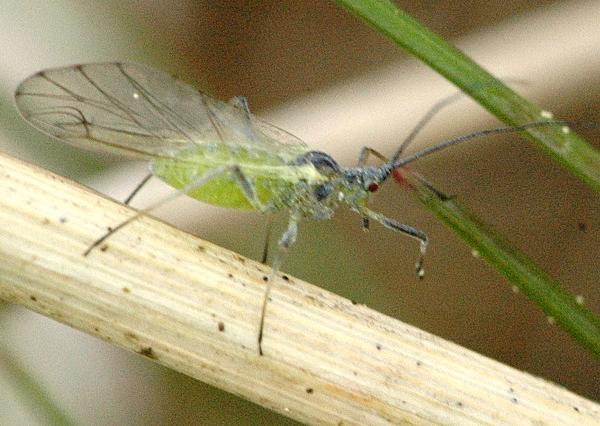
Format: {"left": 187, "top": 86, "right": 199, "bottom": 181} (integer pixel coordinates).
{"left": 0, "top": 152, "right": 598, "bottom": 425}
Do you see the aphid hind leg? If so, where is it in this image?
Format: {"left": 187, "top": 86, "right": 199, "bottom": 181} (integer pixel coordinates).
{"left": 84, "top": 165, "right": 231, "bottom": 256}
{"left": 361, "top": 207, "right": 428, "bottom": 279}
{"left": 84, "top": 165, "right": 264, "bottom": 256}
{"left": 258, "top": 211, "right": 300, "bottom": 355}
{"left": 123, "top": 172, "right": 153, "bottom": 205}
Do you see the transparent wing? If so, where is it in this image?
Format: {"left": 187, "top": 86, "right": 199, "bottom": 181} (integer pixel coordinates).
{"left": 15, "top": 62, "right": 308, "bottom": 160}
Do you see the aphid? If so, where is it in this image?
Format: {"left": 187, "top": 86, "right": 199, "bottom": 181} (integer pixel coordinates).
{"left": 15, "top": 62, "right": 565, "bottom": 355}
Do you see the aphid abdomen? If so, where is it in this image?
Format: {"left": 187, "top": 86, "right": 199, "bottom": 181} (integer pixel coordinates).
{"left": 150, "top": 144, "right": 298, "bottom": 210}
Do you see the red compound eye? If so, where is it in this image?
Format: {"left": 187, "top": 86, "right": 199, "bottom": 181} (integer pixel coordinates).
{"left": 367, "top": 182, "right": 379, "bottom": 192}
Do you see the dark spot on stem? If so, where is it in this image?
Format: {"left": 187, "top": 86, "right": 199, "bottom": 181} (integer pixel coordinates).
{"left": 122, "top": 287, "right": 131, "bottom": 293}
{"left": 262, "top": 276, "right": 268, "bottom": 282}
{"left": 59, "top": 217, "right": 67, "bottom": 224}
{"left": 218, "top": 321, "right": 225, "bottom": 332}
{"left": 124, "top": 332, "right": 138, "bottom": 340}
{"left": 282, "top": 275, "right": 289, "bottom": 281}
{"left": 376, "top": 343, "right": 382, "bottom": 351}
{"left": 138, "top": 347, "right": 157, "bottom": 359}
{"left": 100, "top": 244, "right": 109, "bottom": 252}
{"left": 305, "top": 388, "right": 314, "bottom": 394}
{"left": 29, "top": 295, "right": 37, "bottom": 302}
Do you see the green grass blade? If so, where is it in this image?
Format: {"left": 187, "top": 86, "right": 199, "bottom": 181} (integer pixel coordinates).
{"left": 334, "top": 0, "right": 600, "bottom": 193}
{"left": 407, "top": 174, "right": 600, "bottom": 359}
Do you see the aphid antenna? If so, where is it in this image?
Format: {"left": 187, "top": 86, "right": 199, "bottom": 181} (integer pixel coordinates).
{"left": 380, "top": 120, "right": 594, "bottom": 180}
{"left": 388, "top": 77, "right": 533, "bottom": 166}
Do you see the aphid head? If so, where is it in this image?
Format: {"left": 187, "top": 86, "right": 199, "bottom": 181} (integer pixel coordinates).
{"left": 339, "top": 166, "right": 389, "bottom": 206}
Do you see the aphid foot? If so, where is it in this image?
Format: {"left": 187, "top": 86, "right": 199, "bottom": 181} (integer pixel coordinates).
{"left": 416, "top": 262, "right": 425, "bottom": 280}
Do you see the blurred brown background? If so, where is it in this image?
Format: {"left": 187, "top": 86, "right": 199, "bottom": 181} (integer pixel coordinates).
{"left": 1, "top": 0, "right": 599, "bottom": 424}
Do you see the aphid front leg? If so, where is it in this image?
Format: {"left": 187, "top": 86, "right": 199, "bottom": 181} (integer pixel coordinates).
{"left": 360, "top": 207, "right": 428, "bottom": 279}
{"left": 258, "top": 211, "right": 301, "bottom": 355}
{"left": 356, "top": 147, "right": 390, "bottom": 230}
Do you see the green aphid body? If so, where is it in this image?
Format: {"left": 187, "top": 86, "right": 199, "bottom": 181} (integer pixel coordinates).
{"left": 13, "top": 62, "right": 395, "bottom": 228}
{"left": 15, "top": 62, "right": 437, "bottom": 354}
{"left": 151, "top": 142, "right": 328, "bottom": 211}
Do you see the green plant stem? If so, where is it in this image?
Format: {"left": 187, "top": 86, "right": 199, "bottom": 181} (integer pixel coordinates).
{"left": 335, "top": 0, "right": 600, "bottom": 193}
{"left": 407, "top": 174, "right": 600, "bottom": 359}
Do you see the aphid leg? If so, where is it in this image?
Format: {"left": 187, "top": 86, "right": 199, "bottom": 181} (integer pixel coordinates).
{"left": 362, "top": 216, "right": 370, "bottom": 232}
{"left": 200, "top": 97, "right": 226, "bottom": 143}
{"left": 357, "top": 146, "right": 388, "bottom": 167}
{"left": 229, "top": 96, "right": 257, "bottom": 141}
{"left": 361, "top": 207, "right": 428, "bottom": 279}
{"left": 229, "top": 96, "right": 251, "bottom": 115}
{"left": 227, "top": 165, "right": 276, "bottom": 263}
{"left": 230, "top": 165, "right": 266, "bottom": 211}
{"left": 123, "top": 172, "right": 153, "bottom": 205}
{"left": 84, "top": 165, "right": 232, "bottom": 256}
{"left": 228, "top": 96, "right": 258, "bottom": 142}
{"left": 258, "top": 211, "right": 301, "bottom": 355}
{"left": 260, "top": 215, "right": 274, "bottom": 264}
{"left": 357, "top": 147, "right": 390, "bottom": 230}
